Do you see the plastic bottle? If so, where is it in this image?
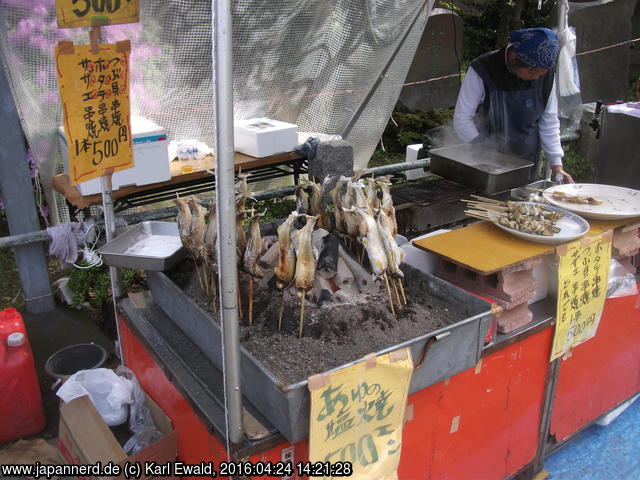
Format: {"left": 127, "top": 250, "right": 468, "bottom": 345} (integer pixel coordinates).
{"left": 0, "top": 308, "right": 46, "bottom": 442}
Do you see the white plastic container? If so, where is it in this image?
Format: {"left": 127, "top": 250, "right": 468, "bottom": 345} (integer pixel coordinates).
{"left": 401, "top": 229, "right": 451, "bottom": 274}
{"left": 234, "top": 118, "right": 298, "bottom": 158}
{"left": 405, "top": 143, "right": 429, "bottom": 180}
{"left": 58, "top": 116, "right": 170, "bottom": 196}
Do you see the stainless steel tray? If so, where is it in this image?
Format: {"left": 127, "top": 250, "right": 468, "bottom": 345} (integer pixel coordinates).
{"left": 429, "top": 144, "right": 533, "bottom": 194}
{"left": 99, "top": 221, "right": 186, "bottom": 271}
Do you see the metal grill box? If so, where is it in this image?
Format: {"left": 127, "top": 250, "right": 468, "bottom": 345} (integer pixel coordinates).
{"left": 146, "top": 265, "right": 492, "bottom": 443}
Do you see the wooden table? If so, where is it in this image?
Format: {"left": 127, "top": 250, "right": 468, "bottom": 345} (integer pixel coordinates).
{"left": 52, "top": 150, "right": 306, "bottom": 216}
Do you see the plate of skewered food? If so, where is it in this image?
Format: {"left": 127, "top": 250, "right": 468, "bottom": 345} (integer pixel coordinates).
{"left": 464, "top": 196, "right": 590, "bottom": 245}
{"left": 543, "top": 183, "right": 640, "bottom": 220}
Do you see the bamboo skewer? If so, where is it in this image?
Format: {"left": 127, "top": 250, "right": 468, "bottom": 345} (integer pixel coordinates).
{"left": 470, "top": 194, "right": 504, "bottom": 204}
{"left": 210, "top": 269, "right": 217, "bottom": 310}
{"left": 298, "top": 290, "right": 306, "bottom": 338}
{"left": 192, "top": 258, "right": 205, "bottom": 291}
{"left": 391, "top": 276, "right": 402, "bottom": 308}
{"left": 277, "top": 290, "right": 285, "bottom": 330}
{"left": 397, "top": 278, "right": 408, "bottom": 305}
{"left": 383, "top": 273, "right": 396, "bottom": 320}
{"left": 237, "top": 274, "right": 243, "bottom": 320}
{"left": 203, "top": 265, "right": 210, "bottom": 295}
{"left": 248, "top": 276, "right": 254, "bottom": 326}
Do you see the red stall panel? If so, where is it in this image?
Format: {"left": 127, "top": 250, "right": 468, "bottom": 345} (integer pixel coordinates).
{"left": 118, "top": 316, "right": 229, "bottom": 466}
{"left": 550, "top": 290, "right": 640, "bottom": 442}
{"left": 398, "top": 327, "right": 552, "bottom": 480}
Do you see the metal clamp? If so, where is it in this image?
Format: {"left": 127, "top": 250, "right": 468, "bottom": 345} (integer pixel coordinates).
{"left": 414, "top": 331, "right": 451, "bottom": 370}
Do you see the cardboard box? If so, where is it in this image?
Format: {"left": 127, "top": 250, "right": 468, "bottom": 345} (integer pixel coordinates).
{"left": 234, "top": 117, "right": 298, "bottom": 158}
{"left": 57, "top": 394, "right": 177, "bottom": 479}
{"left": 58, "top": 116, "right": 170, "bottom": 196}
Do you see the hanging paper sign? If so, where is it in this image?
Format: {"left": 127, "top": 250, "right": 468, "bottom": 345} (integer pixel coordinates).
{"left": 308, "top": 349, "right": 413, "bottom": 480}
{"left": 56, "top": 0, "right": 139, "bottom": 28}
{"left": 56, "top": 41, "right": 133, "bottom": 185}
{"left": 550, "top": 232, "right": 612, "bottom": 361}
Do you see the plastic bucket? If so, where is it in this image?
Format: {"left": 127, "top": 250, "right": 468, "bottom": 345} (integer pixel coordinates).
{"left": 44, "top": 343, "right": 107, "bottom": 380}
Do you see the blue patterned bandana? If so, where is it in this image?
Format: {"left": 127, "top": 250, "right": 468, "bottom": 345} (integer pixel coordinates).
{"left": 509, "top": 28, "right": 558, "bottom": 69}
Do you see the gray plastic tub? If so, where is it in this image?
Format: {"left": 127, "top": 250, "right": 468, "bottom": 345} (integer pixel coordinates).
{"left": 146, "top": 266, "right": 492, "bottom": 443}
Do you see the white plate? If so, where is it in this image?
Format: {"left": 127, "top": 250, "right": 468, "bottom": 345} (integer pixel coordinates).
{"left": 543, "top": 184, "right": 640, "bottom": 220}
{"left": 493, "top": 202, "right": 590, "bottom": 245}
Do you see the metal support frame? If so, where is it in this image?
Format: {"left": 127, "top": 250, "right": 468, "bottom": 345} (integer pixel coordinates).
{"left": 0, "top": 58, "right": 54, "bottom": 313}
{"left": 213, "top": 0, "right": 244, "bottom": 451}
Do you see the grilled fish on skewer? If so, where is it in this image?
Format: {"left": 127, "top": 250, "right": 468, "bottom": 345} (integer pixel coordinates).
{"left": 187, "top": 198, "right": 207, "bottom": 261}
{"left": 243, "top": 211, "right": 265, "bottom": 326}
{"left": 274, "top": 213, "right": 297, "bottom": 290}
{"left": 204, "top": 201, "right": 218, "bottom": 270}
{"left": 273, "top": 213, "right": 298, "bottom": 329}
{"left": 347, "top": 179, "right": 369, "bottom": 212}
{"left": 204, "top": 201, "right": 218, "bottom": 305}
{"left": 365, "top": 178, "right": 380, "bottom": 213}
{"left": 308, "top": 180, "right": 331, "bottom": 230}
{"left": 296, "top": 184, "right": 310, "bottom": 215}
{"left": 352, "top": 208, "right": 387, "bottom": 278}
{"left": 174, "top": 195, "right": 193, "bottom": 250}
{"left": 295, "top": 215, "right": 318, "bottom": 337}
{"left": 330, "top": 176, "right": 349, "bottom": 233}
{"left": 342, "top": 206, "right": 360, "bottom": 240}
{"left": 236, "top": 210, "right": 248, "bottom": 260}
{"left": 235, "top": 172, "right": 253, "bottom": 211}
{"left": 376, "top": 209, "right": 404, "bottom": 279}
{"left": 295, "top": 215, "right": 318, "bottom": 292}
{"left": 377, "top": 177, "right": 397, "bottom": 239}
{"left": 243, "top": 212, "right": 265, "bottom": 279}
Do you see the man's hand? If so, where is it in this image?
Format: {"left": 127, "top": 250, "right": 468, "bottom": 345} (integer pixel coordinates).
{"left": 551, "top": 165, "right": 574, "bottom": 184}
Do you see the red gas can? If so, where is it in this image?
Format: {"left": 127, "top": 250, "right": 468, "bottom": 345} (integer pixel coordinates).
{"left": 0, "top": 307, "right": 45, "bottom": 442}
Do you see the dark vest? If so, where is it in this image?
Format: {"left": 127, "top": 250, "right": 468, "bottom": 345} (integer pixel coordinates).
{"left": 470, "top": 48, "right": 555, "bottom": 176}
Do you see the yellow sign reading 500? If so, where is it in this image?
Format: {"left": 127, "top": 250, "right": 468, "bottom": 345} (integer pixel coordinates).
{"left": 56, "top": 0, "right": 139, "bottom": 28}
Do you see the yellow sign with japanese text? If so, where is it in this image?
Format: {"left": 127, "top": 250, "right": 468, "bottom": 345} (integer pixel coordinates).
{"left": 56, "top": 0, "right": 139, "bottom": 28}
{"left": 56, "top": 42, "right": 133, "bottom": 185}
{"left": 550, "top": 232, "right": 612, "bottom": 361}
{"left": 308, "top": 349, "right": 413, "bottom": 480}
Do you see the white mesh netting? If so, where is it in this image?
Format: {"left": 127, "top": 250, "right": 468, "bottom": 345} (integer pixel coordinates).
{"left": 0, "top": 0, "right": 433, "bottom": 221}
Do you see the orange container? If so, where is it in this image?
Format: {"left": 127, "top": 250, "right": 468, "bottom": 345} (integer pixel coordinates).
{"left": 0, "top": 308, "right": 45, "bottom": 442}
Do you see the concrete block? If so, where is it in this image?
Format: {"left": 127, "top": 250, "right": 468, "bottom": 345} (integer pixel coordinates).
{"left": 612, "top": 228, "right": 640, "bottom": 258}
{"left": 496, "top": 303, "right": 534, "bottom": 334}
{"left": 435, "top": 259, "right": 538, "bottom": 310}
{"left": 308, "top": 140, "right": 354, "bottom": 184}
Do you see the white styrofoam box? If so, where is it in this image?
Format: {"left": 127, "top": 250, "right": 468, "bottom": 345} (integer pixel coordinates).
{"left": 234, "top": 118, "right": 298, "bottom": 158}
{"left": 58, "top": 115, "right": 170, "bottom": 196}
{"left": 401, "top": 229, "right": 451, "bottom": 274}
{"left": 405, "top": 143, "right": 429, "bottom": 180}
{"left": 529, "top": 256, "right": 553, "bottom": 304}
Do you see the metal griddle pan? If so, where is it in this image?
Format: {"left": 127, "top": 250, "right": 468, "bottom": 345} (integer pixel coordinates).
{"left": 429, "top": 144, "right": 533, "bottom": 194}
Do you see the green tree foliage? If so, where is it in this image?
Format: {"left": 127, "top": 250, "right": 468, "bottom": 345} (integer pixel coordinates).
{"left": 446, "top": 0, "right": 556, "bottom": 62}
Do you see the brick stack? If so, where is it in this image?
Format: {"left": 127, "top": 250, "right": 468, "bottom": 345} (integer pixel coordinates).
{"left": 435, "top": 258, "right": 542, "bottom": 333}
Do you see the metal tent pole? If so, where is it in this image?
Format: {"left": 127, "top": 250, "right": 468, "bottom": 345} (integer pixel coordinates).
{"left": 213, "top": 0, "right": 244, "bottom": 450}
{"left": 557, "top": 0, "right": 568, "bottom": 35}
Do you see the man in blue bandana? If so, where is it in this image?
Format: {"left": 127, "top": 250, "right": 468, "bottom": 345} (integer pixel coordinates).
{"left": 454, "top": 27, "right": 574, "bottom": 183}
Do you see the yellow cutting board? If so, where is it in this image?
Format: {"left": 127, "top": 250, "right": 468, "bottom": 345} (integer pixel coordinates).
{"left": 412, "top": 217, "right": 639, "bottom": 275}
